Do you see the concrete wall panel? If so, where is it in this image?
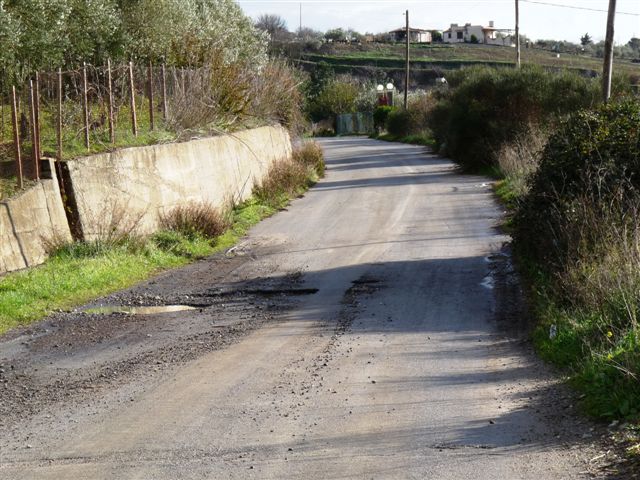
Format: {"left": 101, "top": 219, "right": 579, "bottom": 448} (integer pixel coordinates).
{"left": 64, "top": 125, "right": 292, "bottom": 240}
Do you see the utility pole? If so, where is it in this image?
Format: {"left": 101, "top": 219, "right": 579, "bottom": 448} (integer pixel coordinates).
{"left": 602, "top": 0, "right": 617, "bottom": 102}
{"left": 299, "top": 3, "right": 302, "bottom": 36}
{"left": 515, "top": 0, "right": 521, "bottom": 68}
{"left": 405, "top": 9, "right": 409, "bottom": 109}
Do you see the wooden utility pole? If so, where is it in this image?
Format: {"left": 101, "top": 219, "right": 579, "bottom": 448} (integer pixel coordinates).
{"left": 515, "top": 0, "right": 521, "bottom": 68}
{"left": 404, "top": 9, "right": 409, "bottom": 109}
{"left": 602, "top": 0, "right": 617, "bottom": 102}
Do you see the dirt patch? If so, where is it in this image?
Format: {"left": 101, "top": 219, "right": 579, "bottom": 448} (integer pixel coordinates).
{"left": 0, "top": 251, "right": 311, "bottom": 435}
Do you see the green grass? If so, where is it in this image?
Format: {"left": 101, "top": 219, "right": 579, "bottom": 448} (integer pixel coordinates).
{"left": 0, "top": 196, "right": 280, "bottom": 334}
{"left": 374, "top": 132, "right": 436, "bottom": 147}
{"left": 308, "top": 43, "right": 640, "bottom": 76}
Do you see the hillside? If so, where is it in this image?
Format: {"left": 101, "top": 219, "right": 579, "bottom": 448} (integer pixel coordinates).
{"left": 296, "top": 42, "right": 640, "bottom": 86}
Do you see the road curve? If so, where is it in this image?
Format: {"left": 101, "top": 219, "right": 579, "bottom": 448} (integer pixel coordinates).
{"left": 0, "top": 138, "right": 597, "bottom": 479}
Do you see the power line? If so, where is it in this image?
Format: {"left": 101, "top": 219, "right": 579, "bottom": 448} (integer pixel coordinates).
{"left": 521, "top": 0, "right": 639, "bottom": 16}
{"left": 240, "top": 0, "right": 639, "bottom": 15}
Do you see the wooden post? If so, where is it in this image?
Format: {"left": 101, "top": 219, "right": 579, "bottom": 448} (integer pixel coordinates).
{"left": 82, "top": 62, "right": 90, "bottom": 150}
{"left": 602, "top": 0, "right": 617, "bottom": 102}
{"left": 11, "top": 86, "right": 23, "bottom": 190}
{"left": 129, "top": 61, "right": 138, "bottom": 136}
{"left": 107, "top": 59, "right": 115, "bottom": 143}
{"left": 181, "top": 67, "right": 186, "bottom": 94}
{"left": 57, "top": 68, "right": 63, "bottom": 161}
{"left": 515, "top": 0, "right": 521, "bottom": 68}
{"left": 29, "top": 79, "right": 39, "bottom": 179}
{"left": 161, "top": 63, "right": 168, "bottom": 121}
{"left": 148, "top": 60, "right": 154, "bottom": 130}
{"left": 34, "top": 71, "right": 41, "bottom": 178}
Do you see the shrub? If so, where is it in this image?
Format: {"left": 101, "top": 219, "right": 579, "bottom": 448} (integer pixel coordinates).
{"left": 515, "top": 100, "right": 640, "bottom": 274}
{"left": 428, "top": 65, "right": 602, "bottom": 170}
{"left": 386, "top": 108, "right": 412, "bottom": 137}
{"left": 306, "top": 76, "right": 376, "bottom": 123}
{"left": 292, "top": 141, "right": 325, "bottom": 177}
{"left": 159, "top": 202, "right": 231, "bottom": 240}
{"left": 373, "top": 105, "right": 395, "bottom": 131}
{"left": 495, "top": 124, "right": 549, "bottom": 199}
{"left": 250, "top": 60, "right": 306, "bottom": 134}
{"left": 255, "top": 141, "right": 325, "bottom": 208}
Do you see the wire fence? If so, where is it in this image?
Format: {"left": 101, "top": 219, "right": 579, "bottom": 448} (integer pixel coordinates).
{"left": 0, "top": 61, "right": 199, "bottom": 190}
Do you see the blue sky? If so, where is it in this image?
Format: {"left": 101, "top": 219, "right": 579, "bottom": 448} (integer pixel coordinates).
{"left": 237, "top": 0, "right": 640, "bottom": 44}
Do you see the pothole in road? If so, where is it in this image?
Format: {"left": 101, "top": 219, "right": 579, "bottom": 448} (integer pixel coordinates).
{"left": 84, "top": 305, "right": 197, "bottom": 315}
{"left": 206, "top": 288, "right": 319, "bottom": 297}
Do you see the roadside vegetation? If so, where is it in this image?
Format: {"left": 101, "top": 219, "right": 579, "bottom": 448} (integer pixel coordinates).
{"left": 0, "top": 141, "right": 324, "bottom": 334}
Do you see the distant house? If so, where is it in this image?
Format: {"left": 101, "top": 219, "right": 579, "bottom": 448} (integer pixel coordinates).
{"left": 442, "top": 21, "right": 515, "bottom": 46}
{"left": 389, "top": 27, "right": 432, "bottom": 44}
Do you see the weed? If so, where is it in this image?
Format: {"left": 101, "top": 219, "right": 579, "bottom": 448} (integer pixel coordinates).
{"left": 159, "top": 202, "right": 231, "bottom": 240}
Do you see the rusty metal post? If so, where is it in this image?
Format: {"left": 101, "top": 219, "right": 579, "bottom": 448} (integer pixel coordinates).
{"left": 57, "top": 68, "right": 63, "bottom": 161}
{"left": 82, "top": 62, "right": 90, "bottom": 150}
{"left": 29, "top": 79, "right": 39, "bottom": 179}
{"left": 161, "top": 63, "right": 168, "bottom": 121}
{"left": 107, "top": 59, "right": 115, "bottom": 143}
{"left": 129, "top": 61, "right": 138, "bottom": 136}
{"left": 11, "top": 86, "right": 23, "bottom": 190}
{"left": 148, "top": 60, "right": 154, "bottom": 130}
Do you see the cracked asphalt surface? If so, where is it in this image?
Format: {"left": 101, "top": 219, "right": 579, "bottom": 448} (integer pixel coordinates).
{"left": 0, "top": 138, "right": 610, "bottom": 478}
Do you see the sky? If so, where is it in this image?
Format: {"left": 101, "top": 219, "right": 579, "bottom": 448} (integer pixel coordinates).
{"left": 237, "top": 0, "right": 640, "bottom": 44}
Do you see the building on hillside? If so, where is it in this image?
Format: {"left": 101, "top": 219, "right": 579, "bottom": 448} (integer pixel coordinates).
{"left": 388, "top": 27, "right": 432, "bottom": 43}
{"left": 442, "top": 21, "right": 515, "bottom": 46}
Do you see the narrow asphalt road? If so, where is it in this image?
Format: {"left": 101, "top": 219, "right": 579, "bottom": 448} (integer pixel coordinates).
{"left": 1, "top": 138, "right": 600, "bottom": 479}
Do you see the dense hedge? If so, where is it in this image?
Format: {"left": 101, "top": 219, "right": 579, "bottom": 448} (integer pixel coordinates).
{"left": 514, "top": 100, "right": 640, "bottom": 274}
{"left": 428, "top": 65, "right": 602, "bottom": 170}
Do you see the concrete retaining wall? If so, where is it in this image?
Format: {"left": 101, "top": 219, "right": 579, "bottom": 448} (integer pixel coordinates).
{"left": 0, "top": 125, "right": 292, "bottom": 274}
{"left": 0, "top": 163, "right": 72, "bottom": 274}
{"left": 63, "top": 125, "right": 292, "bottom": 240}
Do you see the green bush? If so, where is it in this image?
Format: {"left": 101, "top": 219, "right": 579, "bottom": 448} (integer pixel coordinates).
{"left": 307, "top": 80, "right": 359, "bottom": 122}
{"left": 428, "top": 65, "right": 603, "bottom": 170}
{"left": 514, "top": 100, "right": 640, "bottom": 273}
{"left": 373, "top": 105, "right": 395, "bottom": 131}
{"left": 386, "top": 108, "right": 413, "bottom": 137}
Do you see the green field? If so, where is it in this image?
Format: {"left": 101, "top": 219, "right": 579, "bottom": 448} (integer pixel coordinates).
{"left": 301, "top": 42, "right": 640, "bottom": 79}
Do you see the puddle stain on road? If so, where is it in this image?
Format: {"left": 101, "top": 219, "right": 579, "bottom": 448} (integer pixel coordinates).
{"left": 84, "top": 305, "right": 197, "bottom": 315}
